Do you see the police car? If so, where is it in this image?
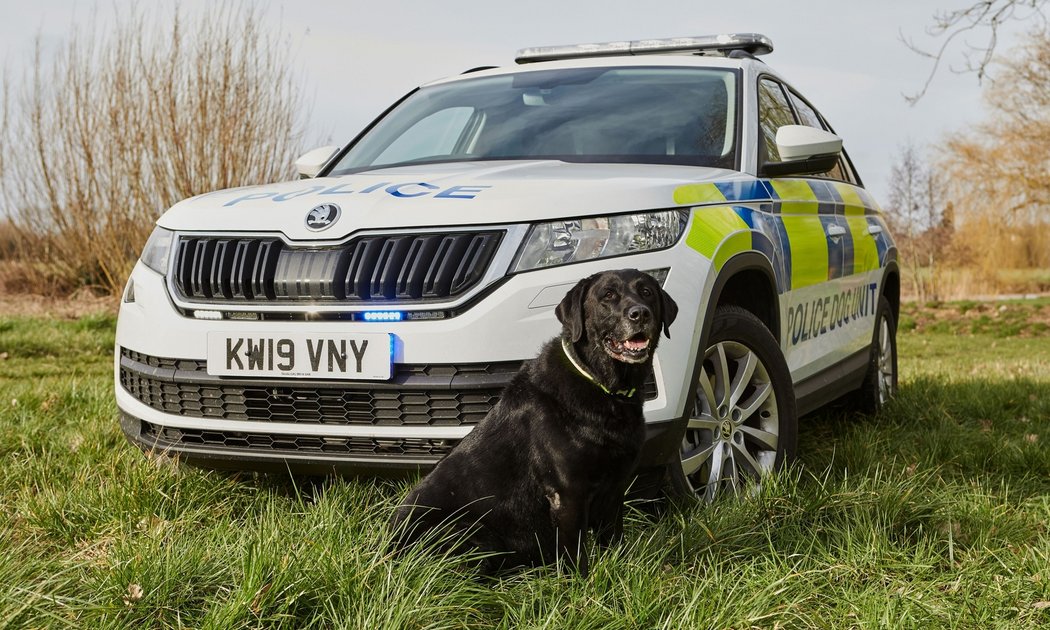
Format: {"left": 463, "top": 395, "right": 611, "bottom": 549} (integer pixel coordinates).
{"left": 115, "top": 33, "right": 898, "bottom": 501}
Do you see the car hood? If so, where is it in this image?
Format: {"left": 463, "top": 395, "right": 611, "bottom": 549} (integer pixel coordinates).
{"left": 158, "top": 160, "right": 745, "bottom": 241}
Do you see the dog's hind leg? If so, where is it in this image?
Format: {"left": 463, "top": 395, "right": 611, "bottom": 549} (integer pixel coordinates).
{"left": 547, "top": 489, "right": 590, "bottom": 577}
{"left": 589, "top": 484, "right": 628, "bottom": 548}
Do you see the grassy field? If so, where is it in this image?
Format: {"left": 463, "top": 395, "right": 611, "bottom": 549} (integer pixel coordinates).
{"left": 1, "top": 306, "right": 1048, "bottom": 629}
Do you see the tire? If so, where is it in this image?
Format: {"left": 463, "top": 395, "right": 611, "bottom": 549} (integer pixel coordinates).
{"left": 851, "top": 295, "right": 898, "bottom": 414}
{"left": 669, "top": 305, "right": 797, "bottom": 503}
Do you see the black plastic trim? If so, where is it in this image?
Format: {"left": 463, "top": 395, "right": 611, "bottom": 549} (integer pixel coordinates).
{"left": 120, "top": 412, "right": 441, "bottom": 475}
{"left": 121, "top": 410, "right": 680, "bottom": 477}
{"left": 794, "top": 348, "right": 870, "bottom": 416}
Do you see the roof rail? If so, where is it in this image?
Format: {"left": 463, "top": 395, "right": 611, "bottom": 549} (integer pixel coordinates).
{"left": 515, "top": 33, "right": 773, "bottom": 64}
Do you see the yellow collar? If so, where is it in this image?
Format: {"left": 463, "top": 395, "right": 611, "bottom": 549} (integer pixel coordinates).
{"left": 561, "top": 339, "right": 638, "bottom": 399}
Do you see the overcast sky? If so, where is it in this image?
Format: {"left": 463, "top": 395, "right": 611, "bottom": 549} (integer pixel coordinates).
{"left": 0, "top": 0, "right": 1033, "bottom": 205}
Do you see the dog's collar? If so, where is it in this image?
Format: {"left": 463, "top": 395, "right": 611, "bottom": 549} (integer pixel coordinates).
{"left": 561, "top": 339, "right": 638, "bottom": 399}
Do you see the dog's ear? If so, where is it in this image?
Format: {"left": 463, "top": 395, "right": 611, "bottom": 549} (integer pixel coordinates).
{"left": 659, "top": 286, "right": 679, "bottom": 339}
{"left": 555, "top": 277, "right": 591, "bottom": 343}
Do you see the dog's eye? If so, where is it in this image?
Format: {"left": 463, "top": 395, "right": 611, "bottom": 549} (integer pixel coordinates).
{"left": 603, "top": 289, "right": 616, "bottom": 300}
{"left": 640, "top": 287, "right": 653, "bottom": 298}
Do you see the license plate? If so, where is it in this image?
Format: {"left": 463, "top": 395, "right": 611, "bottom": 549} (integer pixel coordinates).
{"left": 206, "top": 331, "right": 392, "bottom": 380}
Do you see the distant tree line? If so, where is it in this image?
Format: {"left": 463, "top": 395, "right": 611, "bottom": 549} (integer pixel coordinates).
{"left": 886, "top": 28, "right": 1050, "bottom": 300}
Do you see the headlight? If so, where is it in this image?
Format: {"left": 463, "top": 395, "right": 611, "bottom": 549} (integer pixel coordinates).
{"left": 140, "top": 226, "right": 174, "bottom": 275}
{"left": 512, "top": 210, "right": 686, "bottom": 272}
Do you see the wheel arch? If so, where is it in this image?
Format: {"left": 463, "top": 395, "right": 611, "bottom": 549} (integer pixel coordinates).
{"left": 660, "top": 252, "right": 781, "bottom": 456}
{"left": 880, "top": 261, "right": 901, "bottom": 326}
{"left": 703, "top": 252, "right": 781, "bottom": 345}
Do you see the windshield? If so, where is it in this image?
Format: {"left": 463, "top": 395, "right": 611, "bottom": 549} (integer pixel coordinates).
{"left": 329, "top": 66, "right": 738, "bottom": 175}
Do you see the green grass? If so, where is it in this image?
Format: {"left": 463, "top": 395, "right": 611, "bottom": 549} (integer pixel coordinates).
{"left": 1, "top": 310, "right": 1049, "bottom": 628}
{"left": 900, "top": 297, "right": 1050, "bottom": 338}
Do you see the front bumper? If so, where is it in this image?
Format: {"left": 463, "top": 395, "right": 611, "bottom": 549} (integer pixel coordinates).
{"left": 115, "top": 236, "right": 712, "bottom": 474}
{"left": 117, "top": 344, "right": 666, "bottom": 471}
{"left": 119, "top": 408, "right": 684, "bottom": 479}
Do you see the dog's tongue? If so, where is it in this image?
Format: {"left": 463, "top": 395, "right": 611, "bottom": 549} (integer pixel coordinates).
{"left": 624, "top": 335, "right": 650, "bottom": 351}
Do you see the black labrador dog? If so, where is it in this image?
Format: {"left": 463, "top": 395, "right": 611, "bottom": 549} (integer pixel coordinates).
{"left": 389, "top": 269, "right": 678, "bottom": 576}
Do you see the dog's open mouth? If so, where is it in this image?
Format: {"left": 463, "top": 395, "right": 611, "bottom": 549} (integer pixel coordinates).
{"left": 604, "top": 332, "right": 651, "bottom": 363}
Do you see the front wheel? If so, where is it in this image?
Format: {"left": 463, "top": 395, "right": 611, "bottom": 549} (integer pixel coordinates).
{"left": 669, "top": 306, "right": 797, "bottom": 502}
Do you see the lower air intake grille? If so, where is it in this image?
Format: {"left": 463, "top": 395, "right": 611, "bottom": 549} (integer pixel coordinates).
{"left": 140, "top": 421, "right": 457, "bottom": 458}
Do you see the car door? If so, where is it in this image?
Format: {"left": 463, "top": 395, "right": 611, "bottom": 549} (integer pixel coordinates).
{"left": 756, "top": 78, "right": 850, "bottom": 379}
{"left": 786, "top": 88, "right": 884, "bottom": 362}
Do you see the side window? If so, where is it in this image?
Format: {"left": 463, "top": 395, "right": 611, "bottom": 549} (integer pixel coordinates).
{"left": 757, "top": 79, "right": 796, "bottom": 163}
{"left": 836, "top": 151, "right": 861, "bottom": 186}
{"left": 787, "top": 91, "right": 823, "bottom": 130}
{"left": 373, "top": 107, "right": 477, "bottom": 165}
{"left": 825, "top": 155, "right": 853, "bottom": 184}
{"left": 787, "top": 89, "right": 858, "bottom": 184}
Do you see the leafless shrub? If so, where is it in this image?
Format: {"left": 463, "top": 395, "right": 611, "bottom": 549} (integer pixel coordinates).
{"left": 883, "top": 142, "right": 956, "bottom": 301}
{"left": 0, "top": 3, "right": 306, "bottom": 295}
{"left": 939, "top": 28, "right": 1050, "bottom": 276}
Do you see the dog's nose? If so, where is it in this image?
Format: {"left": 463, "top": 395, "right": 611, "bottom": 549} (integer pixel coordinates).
{"left": 627, "top": 305, "right": 651, "bottom": 322}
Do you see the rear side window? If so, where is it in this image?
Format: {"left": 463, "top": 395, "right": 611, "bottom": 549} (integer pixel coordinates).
{"left": 786, "top": 91, "right": 822, "bottom": 130}
{"left": 785, "top": 90, "right": 856, "bottom": 184}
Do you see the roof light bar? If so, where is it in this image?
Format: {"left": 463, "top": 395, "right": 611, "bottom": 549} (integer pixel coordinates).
{"left": 515, "top": 33, "right": 773, "bottom": 64}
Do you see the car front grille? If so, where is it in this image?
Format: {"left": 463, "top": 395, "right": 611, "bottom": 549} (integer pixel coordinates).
{"left": 171, "top": 230, "right": 503, "bottom": 303}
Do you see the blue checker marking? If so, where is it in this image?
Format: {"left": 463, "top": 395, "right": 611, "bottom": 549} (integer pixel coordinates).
{"left": 715, "top": 180, "right": 768, "bottom": 202}
{"left": 819, "top": 215, "right": 845, "bottom": 280}
{"left": 870, "top": 218, "right": 890, "bottom": 264}
{"left": 772, "top": 209, "right": 793, "bottom": 292}
{"left": 733, "top": 206, "right": 755, "bottom": 228}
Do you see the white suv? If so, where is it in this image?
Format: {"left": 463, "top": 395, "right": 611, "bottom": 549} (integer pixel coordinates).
{"left": 115, "top": 33, "right": 898, "bottom": 501}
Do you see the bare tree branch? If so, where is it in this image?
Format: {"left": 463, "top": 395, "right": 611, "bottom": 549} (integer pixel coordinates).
{"left": 903, "top": 0, "right": 1047, "bottom": 104}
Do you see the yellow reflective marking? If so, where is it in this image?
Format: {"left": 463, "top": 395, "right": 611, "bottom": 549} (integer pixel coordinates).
{"left": 847, "top": 216, "right": 879, "bottom": 273}
{"left": 685, "top": 206, "right": 749, "bottom": 261}
{"left": 781, "top": 214, "right": 828, "bottom": 288}
{"left": 769, "top": 179, "right": 818, "bottom": 214}
{"left": 713, "top": 231, "right": 753, "bottom": 270}
{"left": 832, "top": 182, "right": 866, "bottom": 217}
{"left": 673, "top": 183, "right": 727, "bottom": 205}
{"left": 773, "top": 180, "right": 827, "bottom": 288}
{"left": 832, "top": 182, "right": 879, "bottom": 273}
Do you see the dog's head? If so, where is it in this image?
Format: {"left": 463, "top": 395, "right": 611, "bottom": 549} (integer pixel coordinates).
{"left": 556, "top": 269, "right": 679, "bottom": 364}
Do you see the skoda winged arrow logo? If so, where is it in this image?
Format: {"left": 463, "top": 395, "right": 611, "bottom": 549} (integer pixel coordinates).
{"left": 305, "top": 203, "right": 341, "bottom": 231}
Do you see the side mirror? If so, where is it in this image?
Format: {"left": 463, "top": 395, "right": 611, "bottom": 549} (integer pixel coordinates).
{"left": 294, "top": 145, "right": 340, "bottom": 179}
{"left": 759, "top": 125, "right": 842, "bottom": 177}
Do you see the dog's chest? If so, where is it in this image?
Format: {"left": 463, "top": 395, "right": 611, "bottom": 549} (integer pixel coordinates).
{"left": 558, "top": 403, "right": 645, "bottom": 464}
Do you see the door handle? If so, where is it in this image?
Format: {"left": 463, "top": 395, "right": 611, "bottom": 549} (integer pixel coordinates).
{"left": 826, "top": 224, "right": 847, "bottom": 238}
{"left": 868, "top": 225, "right": 883, "bottom": 235}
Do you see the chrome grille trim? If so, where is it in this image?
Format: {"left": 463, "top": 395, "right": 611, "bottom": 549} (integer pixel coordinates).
{"left": 172, "top": 231, "right": 502, "bottom": 303}
{"left": 165, "top": 224, "right": 528, "bottom": 313}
